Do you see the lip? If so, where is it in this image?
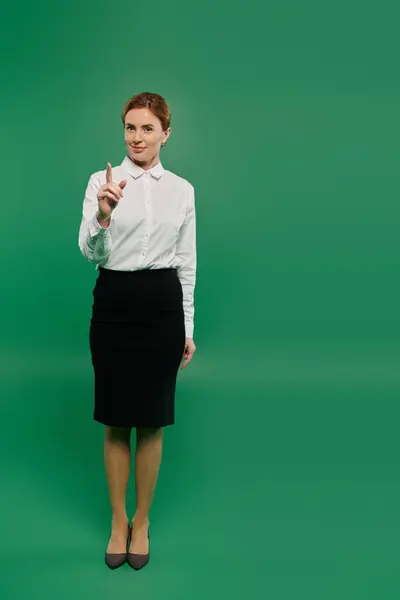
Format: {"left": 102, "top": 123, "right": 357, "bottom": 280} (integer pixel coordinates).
{"left": 132, "top": 147, "right": 146, "bottom": 152}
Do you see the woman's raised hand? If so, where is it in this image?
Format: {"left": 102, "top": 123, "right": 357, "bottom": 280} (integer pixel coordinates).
{"left": 97, "top": 162, "right": 127, "bottom": 221}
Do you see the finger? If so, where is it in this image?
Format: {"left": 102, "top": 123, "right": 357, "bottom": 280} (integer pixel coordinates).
{"left": 101, "top": 184, "right": 122, "bottom": 199}
{"left": 181, "top": 354, "right": 193, "bottom": 369}
{"left": 108, "top": 183, "right": 124, "bottom": 198}
{"left": 101, "top": 191, "right": 120, "bottom": 204}
{"left": 106, "top": 162, "right": 112, "bottom": 184}
{"left": 119, "top": 179, "right": 127, "bottom": 190}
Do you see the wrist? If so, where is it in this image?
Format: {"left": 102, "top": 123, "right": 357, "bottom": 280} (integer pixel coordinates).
{"left": 96, "top": 211, "right": 111, "bottom": 228}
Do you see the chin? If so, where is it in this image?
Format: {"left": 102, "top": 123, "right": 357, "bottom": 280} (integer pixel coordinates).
{"left": 130, "top": 153, "right": 147, "bottom": 164}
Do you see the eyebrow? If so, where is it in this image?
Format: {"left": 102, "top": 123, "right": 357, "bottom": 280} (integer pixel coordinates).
{"left": 126, "top": 122, "right": 154, "bottom": 127}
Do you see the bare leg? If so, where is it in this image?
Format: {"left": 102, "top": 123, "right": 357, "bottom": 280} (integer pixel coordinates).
{"left": 129, "top": 427, "right": 163, "bottom": 554}
{"left": 104, "top": 425, "right": 132, "bottom": 553}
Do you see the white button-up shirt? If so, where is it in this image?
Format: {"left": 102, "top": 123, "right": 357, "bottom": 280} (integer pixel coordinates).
{"left": 78, "top": 156, "right": 196, "bottom": 338}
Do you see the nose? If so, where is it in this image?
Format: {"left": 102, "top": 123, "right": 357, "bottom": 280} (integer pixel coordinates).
{"left": 133, "top": 130, "right": 142, "bottom": 143}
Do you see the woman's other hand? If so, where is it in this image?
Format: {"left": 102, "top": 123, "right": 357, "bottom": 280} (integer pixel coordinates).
{"left": 181, "top": 338, "right": 196, "bottom": 370}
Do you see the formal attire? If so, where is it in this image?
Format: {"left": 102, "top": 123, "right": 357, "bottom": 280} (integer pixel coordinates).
{"left": 78, "top": 156, "right": 196, "bottom": 427}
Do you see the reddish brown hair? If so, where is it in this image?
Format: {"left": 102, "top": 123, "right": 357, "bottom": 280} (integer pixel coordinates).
{"left": 121, "top": 92, "right": 171, "bottom": 131}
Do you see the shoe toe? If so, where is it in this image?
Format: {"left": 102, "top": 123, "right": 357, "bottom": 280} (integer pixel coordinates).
{"left": 105, "top": 553, "right": 127, "bottom": 569}
{"left": 127, "top": 552, "right": 149, "bottom": 570}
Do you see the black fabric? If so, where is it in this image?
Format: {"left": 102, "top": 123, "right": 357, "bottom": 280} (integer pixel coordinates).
{"left": 89, "top": 267, "right": 186, "bottom": 428}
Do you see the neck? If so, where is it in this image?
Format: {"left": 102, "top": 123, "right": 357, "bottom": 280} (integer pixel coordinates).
{"left": 128, "top": 155, "right": 160, "bottom": 171}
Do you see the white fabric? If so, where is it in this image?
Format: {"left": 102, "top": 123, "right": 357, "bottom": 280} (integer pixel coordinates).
{"left": 78, "top": 156, "right": 196, "bottom": 338}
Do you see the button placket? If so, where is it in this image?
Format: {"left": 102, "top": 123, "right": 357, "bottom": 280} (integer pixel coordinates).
{"left": 140, "top": 173, "right": 151, "bottom": 258}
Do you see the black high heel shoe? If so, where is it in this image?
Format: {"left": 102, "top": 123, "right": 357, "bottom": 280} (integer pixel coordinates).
{"left": 105, "top": 523, "right": 132, "bottom": 570}
{"left": 127, "top": 526, "right": 150, "bottom": 570}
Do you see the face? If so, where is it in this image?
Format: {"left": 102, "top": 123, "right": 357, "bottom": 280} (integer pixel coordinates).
{"left": 124, "top": 108, "right": 171, "bottom": 169}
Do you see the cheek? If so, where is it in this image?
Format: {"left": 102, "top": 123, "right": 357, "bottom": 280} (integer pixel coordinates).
{"left": 148, "top": 133, "right": 162, "bottom": 146}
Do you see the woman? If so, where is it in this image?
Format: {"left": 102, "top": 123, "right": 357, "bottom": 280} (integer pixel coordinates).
{"left": 78, "top": 92, "right": 197, "bottom": 570}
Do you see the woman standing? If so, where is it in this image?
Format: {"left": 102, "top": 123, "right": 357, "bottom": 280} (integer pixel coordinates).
{"left": 78, "top": 92, "right": 197, "bottom": 570}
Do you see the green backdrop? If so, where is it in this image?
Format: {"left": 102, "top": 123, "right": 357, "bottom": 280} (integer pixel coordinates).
{"left": 1, "top": 0, "right": 399, "bottom": 598}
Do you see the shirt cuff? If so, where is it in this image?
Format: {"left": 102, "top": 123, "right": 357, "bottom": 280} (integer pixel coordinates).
{"left": 185, "top": 323, "right": 194, "bottom": 339}
{"left": 89, "top": 212, "right": 111, "bottom": 237}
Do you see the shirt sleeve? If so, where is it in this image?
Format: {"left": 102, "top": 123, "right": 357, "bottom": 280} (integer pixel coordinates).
{"left": 176, "top": 184, "right": 197, "bottom": 339}
{"left": 78, "top": 173, "right": 113, "bottom": 266}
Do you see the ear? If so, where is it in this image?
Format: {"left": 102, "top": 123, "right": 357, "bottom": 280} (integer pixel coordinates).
{"left": 163, "top": 127, "right": 172, "bottom": 144}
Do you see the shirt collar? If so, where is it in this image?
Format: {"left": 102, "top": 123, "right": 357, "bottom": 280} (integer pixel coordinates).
{"left": 121, "top": 156, "right": 164, "bottom": 180}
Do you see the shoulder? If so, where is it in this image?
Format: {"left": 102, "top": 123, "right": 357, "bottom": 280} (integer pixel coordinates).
{"left": 163, "top": 169, "right": 194, "bottom": 193}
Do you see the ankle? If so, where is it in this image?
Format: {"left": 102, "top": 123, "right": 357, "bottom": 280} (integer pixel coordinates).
{"left": 131, "top": 514, "right": 149, "bottom": 528}
{"left": 112, "top": 513, "right": 129, "bottom": 527}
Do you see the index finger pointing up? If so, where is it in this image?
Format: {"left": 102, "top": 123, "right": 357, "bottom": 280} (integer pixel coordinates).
{"left": 106, "top": 162, "right": 112, "bottom": 183}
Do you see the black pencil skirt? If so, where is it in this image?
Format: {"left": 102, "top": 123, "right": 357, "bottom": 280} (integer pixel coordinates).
{"left": 89, "top": 266, "right": 186, "bottom": 428}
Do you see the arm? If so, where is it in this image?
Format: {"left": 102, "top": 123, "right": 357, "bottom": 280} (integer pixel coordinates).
{"left": 78, "top": 173, "right": 113, "bottom": 266}
{"left": 176, "top": 185, "right": 197, "bottom": 339}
